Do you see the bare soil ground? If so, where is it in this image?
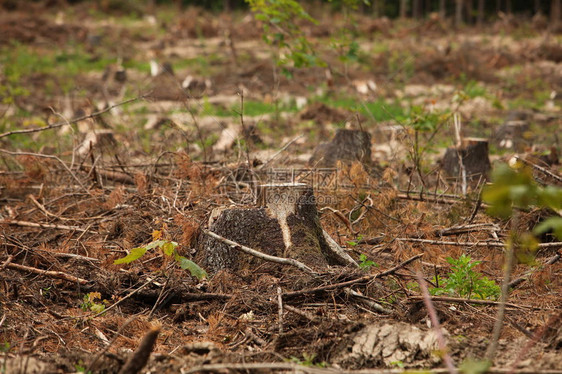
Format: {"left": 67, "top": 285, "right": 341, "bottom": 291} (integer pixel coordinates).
{"left": 0, "top": 3, "right": 561, "bottom": 373}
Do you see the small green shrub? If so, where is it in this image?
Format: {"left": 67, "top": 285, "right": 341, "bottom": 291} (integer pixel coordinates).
{"left": 114, "top": 236, "right": 207, "bottom": 280}
{"left": 80, "top": 292, "right": 107, "bottom": 314}
{"left": 358, "top": 253, "right": 378, "bottom": 271}
{"left": 430, "top": 254, "right": 500, "bottom": 300}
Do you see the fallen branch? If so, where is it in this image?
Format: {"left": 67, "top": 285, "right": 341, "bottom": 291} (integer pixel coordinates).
{"left": 509, "top": 252, "right": 561, "bottom": 288}
{"left": 79, "top": 165, "right": 135, "bottom": 185}
{"left": 283, "top": 304, "right": 320, "bottom": 322}
{"left": 407, "top": 295, "right": 528, "bottom": 309}
{"left": 0, "top": 219, "right": 90, "bottom": 233}
{"left": 183, "top": 362, "right": 562, "bottom": 374}
{"left": 203, "top": 229, "right": 317, "bottom": 276}
{"left": 320, "top": 207, "right": 356, "bottom": 235}
{"left": 396, "top": 237, "right": 562, "bottom": 249}
{"left": 0, "top": 150, "right": 88, "bottom": 191}
{"left": 434, "top": 223, "right": 500, "bottom": 236}
{"left": 28, "top": 194, "right": 70, "bottom": 221}
{"left": 397, "top": 191, "right": 477, "bottom": 206}
{"left": 118, "top": 326, "right": 160, "bottom": 374}
{"left": 93, "top": 278, "right": 153, "bottom": 318}
{"left": 0, "top": 96, "right": 142, "bottom": 139}
{"left": 344, "top": 287, "right": 392, "bottom": 314}
{"left": 0, "top": 255, "right": 14, "bottom": 270}
{"left": 515, "top": 155, "right": 562, "bottom": 184}
{"left": 283, "top": 253, "right": 423, "bottom": 298}
{"left": 4, "top": 262, "right": 89, "bottom": 285}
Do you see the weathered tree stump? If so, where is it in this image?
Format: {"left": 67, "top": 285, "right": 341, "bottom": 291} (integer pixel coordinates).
{"left": 493, "top": 119, "right": 531, "bottom": 152}
{"left": 198, "top": 183, "right": 355, "bottom": 275}
{"left": 309, "top": 129, "right": 372, "bottom": 167}
{"left": 442, "top": 138, "right": 491, "bottom": 182}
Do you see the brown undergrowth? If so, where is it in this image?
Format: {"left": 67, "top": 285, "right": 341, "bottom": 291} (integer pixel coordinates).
{"left": 0, "top": 152, "right": 560, "bottom": 372}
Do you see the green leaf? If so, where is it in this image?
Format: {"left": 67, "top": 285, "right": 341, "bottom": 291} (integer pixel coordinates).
{"left": 113, "top": 247, "right": 147, "bottom": 264}
{"left": 537, "top": 186, "right": 562, "bottom": 211}
{"left": 90, "top": 303, "right": 105, "bottom": 314}
{"left": 177, "top": 256, "right": 208, "bottom": 280}
{"left": 161, "top": 241, "right": 177, "bottom": 257}
{"left": 534, "top": 217, "right": 562, "bottom": 241}
{"left": 483, "top": 164, "right": 538, "bottom": 218}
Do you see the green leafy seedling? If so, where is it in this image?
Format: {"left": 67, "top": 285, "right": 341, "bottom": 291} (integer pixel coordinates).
{"left": 430, "top": 255, "right": 500, "bottom": 300}
{"left": 80, "top": 292, "right": 106, "bottom": 314}
{"left": 114, "top": 239, "right": 207, "bottom": 280}
{"left": 358, "top": 254, "right": 378, "bottom": 271}
{"left": 347, "top": 234, "right": 363, "bottom": 246}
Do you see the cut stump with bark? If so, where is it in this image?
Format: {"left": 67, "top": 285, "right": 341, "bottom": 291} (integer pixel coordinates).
{"left": 198, "top": 183, "right": 355, "bottom": 275}
{"left": 493, "top": 119, "right": 531, "bottom": 152}
{"left": 309, "top": 129, "right": 372, "bottom": 167}
{"left": 441, "top": 137, "right": 491, "bottom": 182}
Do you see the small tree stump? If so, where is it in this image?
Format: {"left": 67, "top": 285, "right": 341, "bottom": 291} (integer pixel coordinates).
{"left": 442, "top": 138, "right": 491, "bottom": 182}
{"left": 309, "top": 129, "right": 372, "bottom": 167}
{"left": 198, "top": 183, "right": 355, "bottom": 275}
{"left": 493, "top": 120, "right": 531, "bottom": 152}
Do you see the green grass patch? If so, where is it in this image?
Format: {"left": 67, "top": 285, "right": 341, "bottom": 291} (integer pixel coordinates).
{"left": 318, "top": 97, "right": 405, "bottom": 122}
{"left": 462, "top": 80, "right": 488, "bottom": 98}
{"left": 199, "top": 99, "right": 298, "bottom": 118}
{"left": 0, "top": 42, "right": 115, "bottom": 99}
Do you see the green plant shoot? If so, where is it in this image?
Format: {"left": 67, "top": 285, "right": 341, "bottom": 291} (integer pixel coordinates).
{"left": 430, "top": 254, "right": 500, "bottom": 300}
{"left": 114, "top": 239, "right": 207, "bottom": 280}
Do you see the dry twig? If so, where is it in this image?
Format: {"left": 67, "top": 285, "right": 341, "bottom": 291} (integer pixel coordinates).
{"left": 118, "top": 326, "right": 160, "bottom": 374}
{"left": 0, "top": 219, "right": 90, "bottom": 233}
{"left": 0, "top": 97, "right": 142, "bottom": 139}
{"left": 515, "top": 155, "right": 562, "bottom": 184}
{"left": 407, "top": 295, "right": 528, "bottom": 309}
{"left": 203, "top": 229, "right": 317, "bottom": 276}
{"left": 0, "top": 150, "right": 88, "bottom": 191}
{"left": 395, "top": 237, "right": 562, "bottom": 250}
{"left": 183, "top": 362, "right": 562, "bottom": 374}
{"left": 283, "top": 253, "right": 423, "bottom": 298}
{"left": 4, "top": 262, "right": 89, "bottom": 285}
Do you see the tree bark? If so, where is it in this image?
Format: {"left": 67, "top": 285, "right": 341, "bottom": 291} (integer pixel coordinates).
{"left": 400, "top": 0, "right": 408, "bottom": 18}
{"left": 465, "top": 0, "right": 473, "bottom": 24}
{"left": 442, "top": 138, "right": 491, "bottom": 183}
{"left": 552, "top": 0, "right": 561, "bottom": 29}
{"left": 372, "top": 0, "right": 379, "bottom": 17}
{"left": 534, "top": 0, "right": 541, "bottom": 13}
{"left": 199, "top": 184, "right": 356, "bottom": 275}
{"left": 477, "top": 0, "right": 484, "bottom": 26}
{"left": 455, "top": 0, "right": 463, "bottom": 26}
{"left": 413, "top": 0, "right": 420, "bottom": 19}
{"left": 439, "top": 0, "right": 446, "bottom": 18}
{"left": 506, "top": 0, "right": 512, "bottom": 14}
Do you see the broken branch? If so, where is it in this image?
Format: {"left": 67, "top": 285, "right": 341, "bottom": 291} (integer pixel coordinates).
{"left": 203, "top": 229, "right": 318, "bottom": 276}
{"left": 0, "top": 96, "right": 142, "bottom": 139}
{"left": 4, "top": 262, "right": 89, "bottom": 285}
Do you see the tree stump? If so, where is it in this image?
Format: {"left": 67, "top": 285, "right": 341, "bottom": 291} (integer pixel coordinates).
{"left": 441, "top": 138, "right": 491, "bottom": 182}
{"left": 493, "top": 120, "right": 531, "bottom": 152}
{"left": 309, "top": 129, "right": 372, "bottom": 167}
{"left": 198, "top": 183, "right": 355, "bottom": 275}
